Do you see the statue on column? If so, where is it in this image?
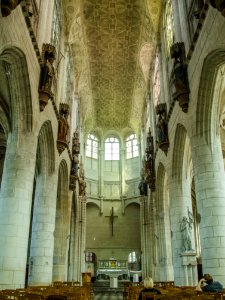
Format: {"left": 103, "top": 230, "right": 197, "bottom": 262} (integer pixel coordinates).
{"left": 156, "top": 103, "right": 169, "bottom": 153}
{"left": 145, "top": 129, "right": 155, "bottom": 191}
{"left": 138, "top": 176, "right": 148, "bottom": 196}
{"left": 57, "top": 103, "right": 70, "bottom": 154}
{"left": 72, "top": 130, "right": 80, "bottom": 156}
{"left": 78, "top": 161, "right": 86, "bottom": 196}
{"left": 180, "top": 209, "right": 194, "bottom": 252}
{"left": 38, "top": 44, "right": 56, "bottom": 111}
{"left": 171, "top": 42, "right": 189, "bottom": 113}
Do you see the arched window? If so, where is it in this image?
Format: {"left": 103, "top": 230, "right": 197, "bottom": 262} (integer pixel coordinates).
{"left": 105, "top": 137, "right": 119, "bottom": 160}
{"left": 164, "top": 0, "right": 174, "bottom": 57}
{"left": 51, "top": 0, "right": 62, "bottom": 60}
{"left": 126, "top": 134, "right": 139, "bottom": 159}
{"left": 86, "top": 134, "right": 98, "bottom": 159}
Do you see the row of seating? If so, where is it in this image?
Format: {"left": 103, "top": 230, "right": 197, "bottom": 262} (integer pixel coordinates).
{"left": 123, "top": 282, "right": 225, "bottom": 300}
{"left": 0, "top": 281, "right": 93, "bottom": 300}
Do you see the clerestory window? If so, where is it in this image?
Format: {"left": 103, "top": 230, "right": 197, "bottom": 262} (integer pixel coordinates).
{"left": 126, "top": 134, "right": 139, "bottom": 159}
{"left": 163, "top": 0, "right": 174, "bottom": 58}
{"left": 86, "top": 134, "right": 98, "bottom": 159}
{"left": 105, "top": 137, "right": 120, "bottom": 160}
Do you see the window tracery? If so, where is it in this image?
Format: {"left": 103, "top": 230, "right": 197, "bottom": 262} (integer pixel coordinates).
{"left": 86, "top": 134, "right": 98, "bottom": 159}
{"left": 105, "top": 137, "right": 120, "bottom": 161}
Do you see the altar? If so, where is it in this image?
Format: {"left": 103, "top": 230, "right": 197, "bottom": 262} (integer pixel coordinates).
{"left": 97, "top": 259, "right": 129, "bottom": 282}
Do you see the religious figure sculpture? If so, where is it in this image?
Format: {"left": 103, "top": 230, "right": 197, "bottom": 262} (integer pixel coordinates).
{"left": 145, "top": 129, "right": 155, "bottom": 191}
{"left": 57, "top": 103, "right": 70, "bottom": 154}
{"left": 71, "top": 155, "right": 79, "bottom": 177}
{"left": 156, "top": 103, "right": 169, "bottom": 153}
{"left": 171, "top": 42, "right": 190, "bottom": 112}
{"left": 138, "top": 176, "right": 148, "bottom": 196}
{"left": 79, "top": 175, "right": 86, "bottom": 196}
{"left": 180, "top": 210, "right": 194, "bottom": 252}
{"left": 38, "top": 44, "right": 56, "bottom": 111}
{"left": 72, "top": 130, "right": 80, "bottom": 156}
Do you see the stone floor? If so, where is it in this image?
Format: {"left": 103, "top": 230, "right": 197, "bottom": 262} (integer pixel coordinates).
{"left": 94, "top": 291, "right": 123, "bottom": 300}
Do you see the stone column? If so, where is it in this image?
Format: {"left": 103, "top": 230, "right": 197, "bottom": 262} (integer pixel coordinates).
{"left": 191, "top": 134, "right": 225, "bottom": 284}
{"left": 169, "top": 174, "right": 197, "bottom": 286}
{"left": 73, "top": 191, "right": 81, "bottom": 282}
{"left": 80, "top": 195, "right": 86, "bottom": 278}
{"left": 148, "top": 191, "right": 156, "bottom": 278}
{"left": 28, "top": 171, "right": 58, "bottom": 286}
{"left": 98, "top": 146, "right": 104, "bottom": 200}
{"left": 140, "top": 196, "right": 147, "bottom": 278}
{"left": 0, "top": 132, "right": 37, "bottom": 289}
{"left": 120, "top": 146, "right": 126, "bottom": 197}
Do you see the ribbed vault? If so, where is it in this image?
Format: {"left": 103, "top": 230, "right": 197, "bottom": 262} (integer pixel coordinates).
{"left": 63, "top": 0, "right": 162, "bottom": 133}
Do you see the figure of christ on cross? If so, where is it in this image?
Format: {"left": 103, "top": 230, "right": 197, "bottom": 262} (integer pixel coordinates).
{"left": 105, "top": 207, "right": 118, "bottom": 237}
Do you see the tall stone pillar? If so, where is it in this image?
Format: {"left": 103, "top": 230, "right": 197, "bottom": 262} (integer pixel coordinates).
{"left": 28, "top": 170, "right": 58, "bottom": 286}
{"left": 98, "top": 146, "right": 104, "bottom": 202}
{"left": 192, "top": 134, "right": 225, "bottom": 284}
{"left": 0, "top": 132, "right": 37, "bottom": 289}
{"left": 120, "top": 147, "right": 126, "bottom": 196}
{"left": 140, "top": 196, "right": 147, "bottom": 278}
{"left": 148, "top": 191, "right": 155, "bottom": 278}
{"left": 168, "top": 175, "right": 197, "bottom": 286}
{"left": 73, "top": 191, "right": 81, "bottom": 282}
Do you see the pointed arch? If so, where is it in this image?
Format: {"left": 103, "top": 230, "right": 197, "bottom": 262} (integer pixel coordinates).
{"left": 172, "top": 124, "right": 187, "bottom": 183}
{"left": 37, "top": 120, "right": 55, "bottom": 175}
{"left": 0, "top": 47, "right": 33, "bottom": 133}
{"left": 53, "top": 159, "right": 69, "bottom": 281}
{"left": 196, "top": 49, "right": 225, "bottom": 143}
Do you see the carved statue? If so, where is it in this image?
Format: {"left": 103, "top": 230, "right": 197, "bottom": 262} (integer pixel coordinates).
{"left": 58, "top": 103, "right": 69, "bottom": 142}
{"left": 171, "top": 43, "right": 189, "bottom": 92}
{"left": 72, "top": 130, "right": 80, "bottom": 156}
{"left": 156, "top": 103, "right": 169, "bottom": 153}
{"left": 38, "top": 44, "right": 56, "bottom": 111}
{"left": 138, "top": 176, "right": 148, "bottom": 196}
{"left": 145, "top": 129, "right": 155, "bottom": 191}
{"left": 71, "top": 155, "right": 79, "bottom": 176}
{"left": 39, "top": 44, "right": 56, "bottom": 94}
{"left": 171, "top": 42, "right": 189, "bottom": 112}
{"left": 180, "top": 210, "right": 194, "bottom": 252}
{"left": 79, "top": 176, "right": 86, "bottom": 196}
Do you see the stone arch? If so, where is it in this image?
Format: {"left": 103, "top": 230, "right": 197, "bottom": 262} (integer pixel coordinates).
{"left": 196, "top": 49, "right": 225, "bottom": 143}
{"left": 172, "top": 123, "right": 187, "bottom": 183}
{"left": 37, "top": 120, "right": 55, "bottom": 175}
{"left": 53, "top": 159, "right": 69, "bottom": 281}
{"left": 0, "top": 46, "right": 33, "bottom": 133}
{"left": 154, "top": 162, "right": 173, "bottom": 281}
{"left": 68, "top": 191, "right": 78, "bottom": 281}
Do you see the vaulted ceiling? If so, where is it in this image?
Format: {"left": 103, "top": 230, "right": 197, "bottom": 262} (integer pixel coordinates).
{"left": 63, "top": 0, "right": 162, "bottom": 134}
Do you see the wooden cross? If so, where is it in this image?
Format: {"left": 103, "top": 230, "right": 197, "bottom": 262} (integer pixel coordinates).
{"left": 105, "top": 207, "right": 118, "bottom": 237}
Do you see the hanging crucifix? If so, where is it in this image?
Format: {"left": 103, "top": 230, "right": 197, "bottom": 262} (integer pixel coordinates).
{"left": 105, "top": 207, "right": 118, "bottom": 237}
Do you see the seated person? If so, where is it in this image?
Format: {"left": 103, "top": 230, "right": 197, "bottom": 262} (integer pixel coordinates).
{"left": 196, "top": 273, "right": 223, "bottom": 292}
{"left": 138, "top": 277, "right": 161, "bottom": 300}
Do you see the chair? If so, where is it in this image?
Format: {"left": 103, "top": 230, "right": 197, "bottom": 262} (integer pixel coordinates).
{"left": 141, "top": 292, "right": 157, "bottom": 300}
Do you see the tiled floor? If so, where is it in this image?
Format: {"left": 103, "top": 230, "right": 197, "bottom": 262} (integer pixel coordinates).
{"left": 94, "top": 291, "right": 123, "bottom": 300}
